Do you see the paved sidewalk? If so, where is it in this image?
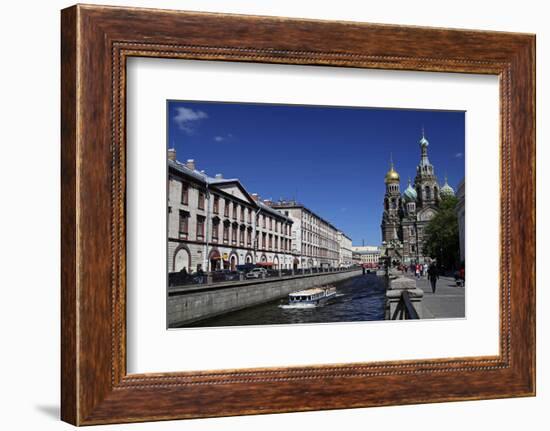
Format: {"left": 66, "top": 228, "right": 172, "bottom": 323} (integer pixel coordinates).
{"left": 404, "top": 274, "right": 465, "bottom": 319}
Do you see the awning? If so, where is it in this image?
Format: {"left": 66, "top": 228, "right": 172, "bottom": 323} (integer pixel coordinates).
{"left": 208, "top": 250, "right": 221, "bottom": 260}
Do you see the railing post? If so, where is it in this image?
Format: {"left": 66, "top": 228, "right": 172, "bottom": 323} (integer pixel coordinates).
{"left": 386, "top": 276, "right": 423, "bottom": 319}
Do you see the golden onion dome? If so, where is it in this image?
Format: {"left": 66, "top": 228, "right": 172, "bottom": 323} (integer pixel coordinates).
{"left": 385, "top": 165, "right": 400, "bottom": 183}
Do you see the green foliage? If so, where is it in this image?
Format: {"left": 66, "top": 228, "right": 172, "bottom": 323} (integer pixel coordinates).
{"left": 422, "top": 195, "right": 460, "bottom": 271}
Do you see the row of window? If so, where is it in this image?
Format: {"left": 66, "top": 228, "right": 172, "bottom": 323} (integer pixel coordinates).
{"left": 360, "top": 254, "right": 380, "bottom": 263}
{"left": 301, "top": 243, "right": 339, "bottom": 259}
{"left": 422, "top": 185, "right": 439, "bottom": 200}
{"left": 302, "top": 225, "right": 337, "bottom": 240}
{"left": 301, "top": 229, "right": 339, "bottom": 249}
{"left": 301, "top": 226, "right": 338, "bottom": 242}
{"left": 178, "top": 181, "right": 291, "bottom": 235}
{"left": 177, "top": 211, "right": 292, "bottom": 252}
{"left": 407, "top": 226, "right": 423, "bottom": 236}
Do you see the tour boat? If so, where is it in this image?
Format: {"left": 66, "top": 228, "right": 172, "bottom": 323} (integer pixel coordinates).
{"left": 280, "top": 285, "right": 337, "bottom": 308}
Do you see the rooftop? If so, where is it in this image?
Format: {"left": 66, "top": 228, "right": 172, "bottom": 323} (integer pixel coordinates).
{"left": 271, "top": 199, "right": 342, "bottom": 233}
{"left": 168, "top": 157, "right": 294, "bottom": 222}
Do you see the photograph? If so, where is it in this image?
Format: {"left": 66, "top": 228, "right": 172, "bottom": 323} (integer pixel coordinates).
{"left": 0, "top": 0, "right": 540, "bottom": 428}
{"left": 166, "top": 101, "right": 466, "bottom": 328}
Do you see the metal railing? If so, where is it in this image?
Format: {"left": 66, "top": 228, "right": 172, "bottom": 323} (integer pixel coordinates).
{"left": 168, "top": 266, "right": 361, "bottom": 288}
{"left": 391, "top": 290, "right": 420, "bottom": 320}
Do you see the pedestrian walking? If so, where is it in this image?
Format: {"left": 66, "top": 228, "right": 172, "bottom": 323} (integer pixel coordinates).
{"left": 428, "top": 263, "right": 439, "bottom": 293}
{"left": 415, "top": 264, "right": 420, "bottom": 279}
{"left": 196, "top": 265, "right": 205, "bottom": 284}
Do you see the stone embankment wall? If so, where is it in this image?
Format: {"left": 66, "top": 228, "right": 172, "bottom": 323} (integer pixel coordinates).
{"left": 168, "top": 269, "right": 362, "bottom": 326}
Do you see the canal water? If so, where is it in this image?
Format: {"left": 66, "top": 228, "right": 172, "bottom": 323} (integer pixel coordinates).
{"left": 184, "top": 273, "right": 387, "bottom": 328}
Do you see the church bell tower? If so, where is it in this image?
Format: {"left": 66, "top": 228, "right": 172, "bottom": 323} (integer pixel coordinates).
{"left": 414, "top": 129, "right": 440, "bottom": 207}
{"left": 381, "top": 155, "right": 402, "bottom": 243}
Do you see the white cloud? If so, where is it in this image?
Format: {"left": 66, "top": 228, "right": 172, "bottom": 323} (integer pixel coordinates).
{"left": 213, "top": 133, "right": 235, "bottom": 142}
{"left": 455, "top": 152, "right": 463, "bottom": 158}
{"left": 173, "top": 107, "right": 208, "bottom": 133}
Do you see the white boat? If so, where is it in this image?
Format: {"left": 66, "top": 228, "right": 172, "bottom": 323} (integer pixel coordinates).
{"left": 280, "top": 285, "right": 337, "bottom": 308}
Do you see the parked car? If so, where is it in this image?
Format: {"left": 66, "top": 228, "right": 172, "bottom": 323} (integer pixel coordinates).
{"left": 212, "top": 269, "right": 240, "bottom": 282}
{"left": 245, "top": 268, "right": 267, "bottom": 279}
{"left": 236, "top": 263, "right": 255, "bottom": 273}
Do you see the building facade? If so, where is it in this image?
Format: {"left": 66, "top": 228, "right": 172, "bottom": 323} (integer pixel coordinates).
{"left": 352, "top": 251, "right": 362, "bottom": 266}
{"left": 380, "top": 132, "right": 456, "bottom": 265}
{"left": 337, "top": 232, "right": 353, "bottom": 268}
{"left": 351, "top": 246, "right": 381, "bottom": 266}
{"left": 168, "top": 151, "right": 294, "bottom": 273}
{"left": 272, "top": 201, "right": 342, "bottom": 269}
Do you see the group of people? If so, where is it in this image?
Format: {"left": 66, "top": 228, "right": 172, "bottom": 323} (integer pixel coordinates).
{"left": 401, "top": 262, "right": 440, "bottom": 293}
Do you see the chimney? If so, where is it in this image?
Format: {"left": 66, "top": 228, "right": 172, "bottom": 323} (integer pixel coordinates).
{"left": 215, "top": 173, "right": 223, "bottom": 179}
{"left": 167, "top": 148, "right": 176, "bottom": 161}
{"left": 251, "top": 193, "right": 260, "bottom": 202}
{"left": 186, "top": 159, "right": 196, "bottom": 170}
{"left": 263, "top": 199, "right": 273, "bottom": 207}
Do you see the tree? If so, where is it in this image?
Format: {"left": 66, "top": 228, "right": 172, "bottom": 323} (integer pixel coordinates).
{"left": 422, "top": 195, "right": 460, "bottom": 272}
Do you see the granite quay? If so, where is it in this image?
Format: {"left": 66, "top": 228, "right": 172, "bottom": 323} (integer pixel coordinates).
{"left": 168, "top": 268, "right": 362, "bottom": 327}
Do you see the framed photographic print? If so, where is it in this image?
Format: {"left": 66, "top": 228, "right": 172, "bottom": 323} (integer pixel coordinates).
{"left": 61, "top": 4, "right": 535, "bottom": 425}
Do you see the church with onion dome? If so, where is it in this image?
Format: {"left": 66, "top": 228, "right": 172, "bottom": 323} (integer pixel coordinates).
{"left": 380, "top": 130, "right": 455, "bottom": 265}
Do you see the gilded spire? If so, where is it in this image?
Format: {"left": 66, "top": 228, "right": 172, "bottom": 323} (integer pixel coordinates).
{"left": 385, "top": 153, "right": 400, "bottom": 183}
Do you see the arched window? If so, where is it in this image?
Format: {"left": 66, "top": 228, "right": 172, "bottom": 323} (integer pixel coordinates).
{"left": 425, "top": 186, "right": 431, "bottom": 200}
{"left": 174, "top": 245, "right": 191, "bottom": 272}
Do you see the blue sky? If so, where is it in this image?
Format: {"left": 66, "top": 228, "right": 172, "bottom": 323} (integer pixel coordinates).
{"left": 167, "top": 101, "right": 465, "bottom": 246}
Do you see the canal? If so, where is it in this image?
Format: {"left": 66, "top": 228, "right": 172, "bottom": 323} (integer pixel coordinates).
{"left": 182, "top": 273, "right": 386, "bottom": 328}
